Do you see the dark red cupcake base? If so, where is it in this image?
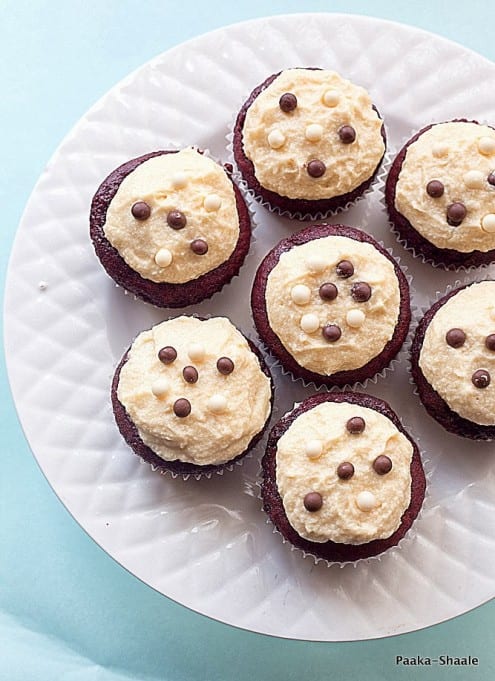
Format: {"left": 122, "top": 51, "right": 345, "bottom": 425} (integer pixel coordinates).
{"left": 385, "top": 120, "right": 495, "bottom": 269}
{"left": 112, "top": 336, "right": 274, "bottom": 477}
{"left": 411, "top": 282, "right": 495, "bottom": 440}
{"left": 261, "top": 391, "right": 426, "bottom": 563}
{"left": 90, "top": 150, "right": 252, "bottom": 308}
{"left": 251, "top": 224, "right": 411, "bottom": 388}
{"left": 233, "top": 70, "right": 386, "bottom": 220}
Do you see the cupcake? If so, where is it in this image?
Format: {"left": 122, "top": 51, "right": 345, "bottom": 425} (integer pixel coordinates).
{"left": 112, "top": 316, "right": 274, "bottom": 476}
{"left": 251, "top": 224, "right": 410, "bottom": 388}
{"left": 386, "top": 120, "right": 495, "bottom": 268}
{"left": 90, "top": 147, "right": 252, "bottom": 307}
{"left": 261, "top": 392, "right": 426, "bottom": 563}
{"left": 233, "top": 67, "right": 386, "bottom": 218}
{"left": 411, "top": 280, "right": 495, "bottom": 440}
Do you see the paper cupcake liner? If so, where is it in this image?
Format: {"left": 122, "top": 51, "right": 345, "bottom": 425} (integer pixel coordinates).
{"left": 113, "top": 312, "right": 277, "bottom": 481}
{"left": 379, "top": 120, "right": 495, "bottom": 272}
{"left": 256, "top": 395, "right": 432, "bottom": 568}
{"left": 226, "top": 100, "right": 386, "bottom": 223}
{"left": 408, "top": 271, "right": 495, "bottom": 441}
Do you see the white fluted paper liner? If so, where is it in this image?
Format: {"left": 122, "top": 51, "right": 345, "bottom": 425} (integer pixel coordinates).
{"left": 113, "top": 311, "right": 278, "bottom": 481}
{"left": 378, "top": 120, "right": 495, "bottom": 272}
{"left": 408, "top": 270, "right": 495, "bottom": 441}
{"left": 257, "top": 397, "right": 432, "bottom": 568}
{"left": 226, "top": 97, "right": 387, "bottom": 222}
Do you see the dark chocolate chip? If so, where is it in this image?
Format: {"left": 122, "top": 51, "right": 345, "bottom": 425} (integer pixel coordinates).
{"left": 351, "top": 282, "right": 372, "bottom": 303}
{"left": 319, "top": 282, "right": 338, "bottom": 301}
{"left": 446, "top": 202, "right": 467, "bottom": 226}
{"left": 216, "top": 357, "right": 235, "bottom": 375}
{"left": 131, "top": 201, "right": 151, "bottom": 220}
{"left": 426, "top": 180, "right": 445, "bottom": 198}
{"left": 337, "top": 462, "right": 355, "bottom": 480}
{"left": 488, "top": 172, "right": 495, "bottom": 187}
{"left": 373, "top": 455, "right": 393, "bottom": 475}
{"left": 182, "top": 366, "right": 199, "bottom": 383}
{"left": 322, "top": 324, "right": 342, "bottom": 342}
{"left": 173, "top": 398, "right": 191, "bottom": 417}
{"left": 445, "top": 328, "right": 466, "bottom": 348}
{"left": 338, "top": 125, "right": 356, "bottom": 144}
{"left": 485, "top": 334, "right": 495, "bottom": 351}
{"left": 472, "top": 369, "right": 491, "bottom": 389}
{"left": 279, "top": 92, "right": 297, "bottom": 112}
{"left": 158, "top": 346, "right": 177, "bottom": 364}
{"left": 307, "top": 159, "right": 326, "bottom": 178}
{"left": 346, "top": 416, "right": 366, "bottom": 434}
{"left": 190, "top": 238, "right": 208, "bottom": 255}
{"left": 167, "top": 210, "right": 187, "bottom": 229}
{"left": 336, "top": 260, "right": 354, "bottom": 278}
{"left": 303, "top": 492, "right": 323, "bottom": 512}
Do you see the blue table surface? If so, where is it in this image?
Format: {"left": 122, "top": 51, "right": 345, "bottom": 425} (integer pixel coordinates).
{"left": 1, "top": 1, "right": 494, "bottom": 679}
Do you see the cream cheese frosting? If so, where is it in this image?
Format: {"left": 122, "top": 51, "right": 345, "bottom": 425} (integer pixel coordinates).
{"left": 265, "top": 236, "right": 401, "bottom": 375}
{"left": 395, "top": 122, "right": 495, "bottom": 252}
{"left": 276, "top": 402, "right": 413, "bottom": 544}
{"left": 242, "top": 69, "right": 385, "bottom": 200}
{"left": 419, "top": 281, "right": 495, "bottom": 425}
{"left": 103, "top": 148, "right": 240, "bottom": 283}
{"left": 117, "top": 316, "right": 272, "bottom": 465}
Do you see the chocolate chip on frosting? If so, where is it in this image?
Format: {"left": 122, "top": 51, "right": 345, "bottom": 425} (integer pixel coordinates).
{"left": 373, "top": 455, "right": 393, "bottom": 475}
{"left": 337, "top": 461, "right": 355, "bottom": 479}
{"left": 131, "top": 201, "right": 151, "bottom": 220}
{"left": 346, "top": 416, "right": 366, "bottom": 434}
{"left": 319, "top": 282, "right": 338, "bottom": 301}
{"left": 336, "top": 259, "right": 354, "bottom": 278}
{"left": 279, "top": 92, "right": 297, "bottom": 112}
{"left": 291, "top": 284, "right": 311, "bottom": 305}
{"left": 182, "top": 366, "right": 199, "bottom": 383}
{"left": 190, "top": 239, "right": 208, "bottom": 255}
{"left": 216, "top": 357, "right": 235, "bottom": 375}
{"left": 445, "top": 328, "right": 466, "bottom": 348}
{"left": 446, "top": 202, "right": 467, "bottom": 226}
{"left": 173, "top": 398, "right": 191, "bottom": 417}
{"left": 485, "top": 334, "right": 495, "bottom": 351}
{"left": 207, "top": 394, "right": 227, "bottom": 413}
{"left": 351, "top": 282, "right": 372, "bottom": 302}
{"left": 481, "top": 214, "right": 495, "bottom": 233}
{"left": 346, "top": 309, "right": 365, "bottom": 328}
{"left": 303, "top": 492, "right": 323, "bottom": 512}
{"left": 158, "top": 346, "right": 177, "bottom": 364}
{"left": 300, "top": 313, "right": 320, "bottom": 334}
{"left": 305, "top": 124, "right": 323, "bottom": 142}
{"left": 488, "top": 171, "right": 495, "bottom": 187}
{"left": 322, "top": 324, "right": 341, "bottom": 342}
{"left": 338, "top": 125, "right": 356, "bottom": 144}
{"left": 472, "top": 369, "right": 491, "bottom": 388}
{"left": 426, "top": 180, "right": 444, "bottom": 198}
{"left": 167, "top": 210, "right": 187, "bottom": 229}
{"left": 307, "top": 159, "right": 326, "bottom": 178}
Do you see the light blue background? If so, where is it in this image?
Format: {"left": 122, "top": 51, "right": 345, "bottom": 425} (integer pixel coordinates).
{"left": 1, "top": 1, "right": 494, "bottom": 679}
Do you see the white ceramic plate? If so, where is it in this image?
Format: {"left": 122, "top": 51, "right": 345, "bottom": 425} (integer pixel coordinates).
{"left": 5, "top": 13, "right": 495, "bottom": 641}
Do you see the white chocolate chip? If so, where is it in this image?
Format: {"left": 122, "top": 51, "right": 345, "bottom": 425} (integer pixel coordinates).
{"left": 151, "top": 378, "right": 170, "bottom": 397}
{"left": 171, "top": 172, "right": 187, "bottom": 189}
{"left": 188, "top": 343, "right": 205, "bottom": 361}
{"left": 290, "top": 284, "right": 311, "bottom": 305}
{"left": 268, "top": 129, "right": 286, "bottom": 149}
{"left": 203, "top": 193, "right": 222, "bottom": 211}
{"left": 305, "top": 439, "right": 323, "bottom": 459}
{"left": 481, "top": 213, "right": 495, "bottom": 233}
{"left": 306, "top": 255, "right": 327, "bottom": 273}
{"left": 478, "top": 136, "right": 495, "bottom": 155}
{"left": 300, "top": 313, "right": 320, "bottom": 333}
{"left": 432, "top": 142, "right": 449, "bottom": 158}
{"left": 154, "top": 248, "right": 173, "bottom": 268}
{"left": 346, "top": 309, "right": 365, "bottom": 328}
{"left": 464, "top": 170, "right": 485, "bottom": 189}
{"left": 305, "top": 123, "right": 323, "bottom": 142}
{"left": 207, "top": 394, "right": 227, "bottom": 414}
{"left": 322, "top": 89, "right": 340, "bottom": 107}
{"left": 356, "top": 491, "right": 377, "bottom": 512}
